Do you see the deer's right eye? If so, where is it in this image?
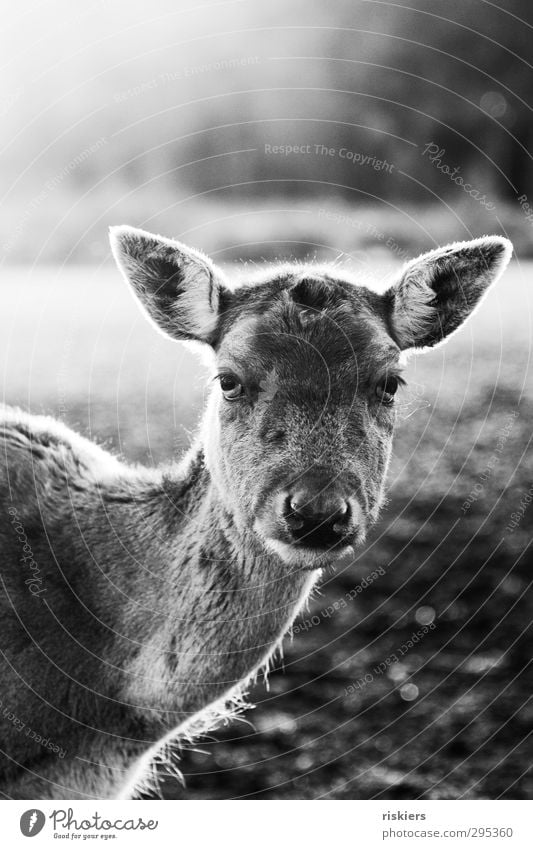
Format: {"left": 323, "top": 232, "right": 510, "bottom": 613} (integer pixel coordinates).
{"left": 219, "top": 375, "right": 244, "bottom": 400}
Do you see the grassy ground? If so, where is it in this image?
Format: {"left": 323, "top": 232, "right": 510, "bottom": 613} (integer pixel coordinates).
{"left": 1, "top": 259, "right": 531, "bottom": 799}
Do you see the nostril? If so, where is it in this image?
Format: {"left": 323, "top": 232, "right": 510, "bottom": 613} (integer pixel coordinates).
{"left": 286, "top": 513, "right": 305, "bottom": 530}
{"left": 317, "top": 499, "right": 350, "bottom": 526}
{"left": 332, "top": 502, "right": 350, "bottom": 533}
{"left": 284, "top": 494, "right": 304, "bottom": 529}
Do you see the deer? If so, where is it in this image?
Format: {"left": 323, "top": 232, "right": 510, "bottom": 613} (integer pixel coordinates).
{"left": 0, "top": 227, "right": 512, "bottom": 800}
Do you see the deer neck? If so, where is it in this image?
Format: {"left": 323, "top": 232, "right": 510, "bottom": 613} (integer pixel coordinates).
{"left": 116, "top": 443, "right": 320, "bottom": 731}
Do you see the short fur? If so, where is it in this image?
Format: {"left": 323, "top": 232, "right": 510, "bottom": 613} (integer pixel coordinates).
{"left": 0, "top": 228, "right": 512, "bottom": 799}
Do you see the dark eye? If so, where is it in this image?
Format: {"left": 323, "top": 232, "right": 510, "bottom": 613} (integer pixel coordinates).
{"left": 375, "top": 375, "right": 400, "bottom": 406}
{"left": 219, "top": 374, "right": 244, "bottom": 401}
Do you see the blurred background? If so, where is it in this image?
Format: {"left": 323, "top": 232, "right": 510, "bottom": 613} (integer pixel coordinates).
{"left": 1, "top": 0, "right": 532, "bottom": 799}
{"left": 2, "top": 0, "right": 533, "bottom": 264}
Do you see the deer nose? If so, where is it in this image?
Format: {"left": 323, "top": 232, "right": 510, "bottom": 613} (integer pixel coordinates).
{"left": 284, "top": 483, "right": 355, "bottom": 548}
{"left": 289, "top": 489, "right": 348, "bottom": 525}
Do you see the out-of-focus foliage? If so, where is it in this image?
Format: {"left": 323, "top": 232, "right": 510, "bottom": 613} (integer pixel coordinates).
{"left": 1, "top": 0, "right": 532, "bottom": 261}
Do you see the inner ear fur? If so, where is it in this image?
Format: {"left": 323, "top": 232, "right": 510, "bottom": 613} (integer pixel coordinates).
{"left": 109, "top": 225, "right": 227, "bottom": 344}
{"left": 386, "top": 236, "right": 513, "bottom": 350}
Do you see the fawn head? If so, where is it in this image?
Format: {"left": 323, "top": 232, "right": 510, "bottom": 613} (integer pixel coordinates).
{"left": 111, "top": 226, "right": 511, "bottom": 568}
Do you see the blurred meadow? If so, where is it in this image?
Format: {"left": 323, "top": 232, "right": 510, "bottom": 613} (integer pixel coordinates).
{"left": 1, "top": 0, "right": 532, "bottom": 799}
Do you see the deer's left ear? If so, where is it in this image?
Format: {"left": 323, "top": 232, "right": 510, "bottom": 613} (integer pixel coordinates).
{"left": 385, "top": 236, "right": 513, "bottom": 350}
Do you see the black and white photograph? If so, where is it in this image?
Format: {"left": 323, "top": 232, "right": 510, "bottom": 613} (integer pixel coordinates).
{"left": 0, "top": 0, "right": 532, "bottom": 843}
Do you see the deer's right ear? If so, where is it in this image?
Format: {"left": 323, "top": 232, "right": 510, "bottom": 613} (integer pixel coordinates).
{"left": 109, "top": 225, "right": 227, "bottom": 344}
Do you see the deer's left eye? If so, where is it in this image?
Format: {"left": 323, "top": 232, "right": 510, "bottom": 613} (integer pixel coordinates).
{"left": 375, "top": 375, "right": 400, "bottom": 405}
{"left": 219, "top": 374, "right": 244, "bottom": 400}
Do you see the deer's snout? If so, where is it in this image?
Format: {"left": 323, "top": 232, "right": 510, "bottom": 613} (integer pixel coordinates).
{"left": 281, "top": 474, "right": 361, "bottom": 550}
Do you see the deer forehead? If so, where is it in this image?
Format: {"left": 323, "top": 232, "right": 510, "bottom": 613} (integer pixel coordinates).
{"left": 216, "top": 272, "right": 400, "bottom": 388}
